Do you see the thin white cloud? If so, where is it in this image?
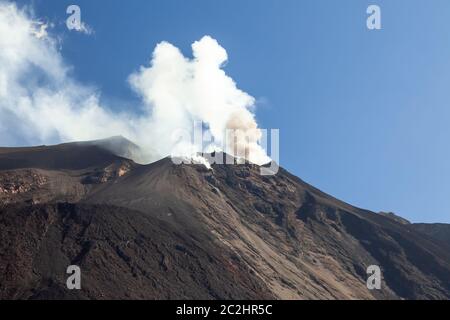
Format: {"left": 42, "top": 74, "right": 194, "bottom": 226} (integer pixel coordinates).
{"left": 77, "top": 21, "right": 94, "bottom": 35}
{"left": 0, "top": 2, "right": 131, "bottom": 145}
{"left": 31, "top": 21, "right": 48, "bottom": 39}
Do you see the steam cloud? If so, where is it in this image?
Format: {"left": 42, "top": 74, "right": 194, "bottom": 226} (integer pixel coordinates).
{"left": 0, "top": 2, "right": 270, "bottom": 165}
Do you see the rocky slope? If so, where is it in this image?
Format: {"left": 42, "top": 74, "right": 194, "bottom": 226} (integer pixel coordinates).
{"left": 412, "top": 223, "right": 450, "bottom": 248}
{"left": 1, "top": 138, "right": 449, "bottom": 300}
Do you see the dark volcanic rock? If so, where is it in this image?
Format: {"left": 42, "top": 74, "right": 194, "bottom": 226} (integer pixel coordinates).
{"left": 412, "top": 223, "right": 450, "bottom": 248}
{"left": 1, "top": 140, "right": 450, "bottom": 300}
{"left": 0, "top": 203, "right": 271, "bottom": 300}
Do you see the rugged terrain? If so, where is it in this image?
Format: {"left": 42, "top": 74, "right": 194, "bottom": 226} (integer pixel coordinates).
{"left": 1, "top": 137, "right": 449, "bottom": 300}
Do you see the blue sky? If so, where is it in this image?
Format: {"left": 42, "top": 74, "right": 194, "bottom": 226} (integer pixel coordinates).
{"left": 12, "top": 0, "right": 450, "bottom": 223}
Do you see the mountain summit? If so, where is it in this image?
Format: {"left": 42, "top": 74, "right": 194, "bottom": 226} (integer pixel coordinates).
{"left": 1, "top": 139, "right": 449, "bottom": 299}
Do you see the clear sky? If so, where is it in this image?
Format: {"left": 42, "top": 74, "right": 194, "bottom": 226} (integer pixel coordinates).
{"left": 12, "top": 0, "right": 450, "bottom": 223}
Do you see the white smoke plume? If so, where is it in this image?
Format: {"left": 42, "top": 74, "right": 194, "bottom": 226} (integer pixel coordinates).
{"left": 0, "top": 1, "right": 270, "bottom": 165}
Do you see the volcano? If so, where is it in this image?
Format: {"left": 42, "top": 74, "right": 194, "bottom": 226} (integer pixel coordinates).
{"left": 1, "top": 137, "right": 449, "bottom": 300}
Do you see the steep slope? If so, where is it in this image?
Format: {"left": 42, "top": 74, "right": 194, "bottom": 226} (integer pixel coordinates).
{"left": 412, "top": 223, "right": 450, "bottom": 248}
{"left": 1, "top": 141, "right": 450, "bottom": 300}
{"left": 84, "top": 155, "right": 450, "bottom": 299}
{"left": 0, "top": 203, "right": 270, "bottom": 300}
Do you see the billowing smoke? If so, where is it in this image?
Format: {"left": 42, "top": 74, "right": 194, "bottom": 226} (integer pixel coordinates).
{"left": 0, "top": 1, "right": 270, "bottom": 165}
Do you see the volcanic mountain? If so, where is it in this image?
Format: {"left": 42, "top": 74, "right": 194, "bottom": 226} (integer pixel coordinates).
{"left": 1, "top": 137, "right": 449, "bottom": 300}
